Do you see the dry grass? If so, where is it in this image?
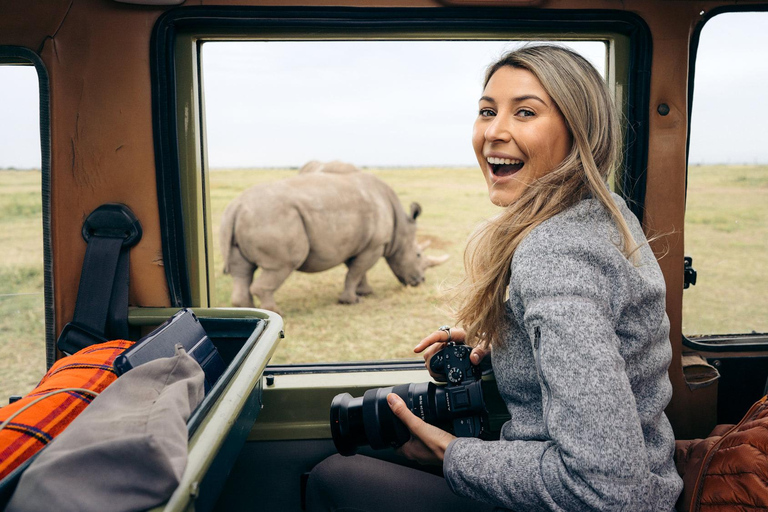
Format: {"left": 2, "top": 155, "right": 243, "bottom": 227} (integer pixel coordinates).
{"left": 0, "top": 169, "right": 46, "bottom": 399}
{"left": 1, "top": 165, "right": 766, "bottom": 399}
{"left": 681, "top": 165, "right": 768, "bottom": 335}
{"left": 208, "top": 167, "right": 497, "bottom": 364}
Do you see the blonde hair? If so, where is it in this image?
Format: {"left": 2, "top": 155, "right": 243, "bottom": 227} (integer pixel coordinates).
{"left": 455, "top": 44, "right": 636, "bottom": 349}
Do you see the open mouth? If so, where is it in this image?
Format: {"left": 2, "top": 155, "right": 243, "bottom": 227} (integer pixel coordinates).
{"left": 487, "top": 157, "right": 524, "bottom": 177}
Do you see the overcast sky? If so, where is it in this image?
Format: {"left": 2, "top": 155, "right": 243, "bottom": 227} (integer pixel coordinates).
{"left": 0, "top": 11, "right": 765, "bottom": 169}
{"left": 201, "top": 39, "right": 605, "bottom": 168}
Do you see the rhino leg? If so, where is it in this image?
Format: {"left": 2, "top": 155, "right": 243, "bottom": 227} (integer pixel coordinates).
{"left": 340, "top": 248, "right": 384, "bottom": 304}
{"left": 250, "top": 266, "right": 294, "bottom": 315}
{"left": 227, "top": 246, "right": 257, "bottom": 308}
{"left": 355, "top": 274, "right": 374, "bottom": 296}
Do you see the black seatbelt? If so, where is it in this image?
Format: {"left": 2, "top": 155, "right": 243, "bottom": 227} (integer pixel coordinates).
{"left": 57, "top": 204, "right": 142, "bottom": 355}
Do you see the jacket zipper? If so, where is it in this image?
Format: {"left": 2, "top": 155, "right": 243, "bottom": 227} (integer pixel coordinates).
{"left": 533, "top": 326, "right": 553, "bottom": 434}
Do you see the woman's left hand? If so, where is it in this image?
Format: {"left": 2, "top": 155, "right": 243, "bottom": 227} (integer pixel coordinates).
{"left": 387, "top": 393, "right": 456, "bottom": 465}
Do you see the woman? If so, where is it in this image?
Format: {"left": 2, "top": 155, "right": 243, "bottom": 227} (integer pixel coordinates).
{"left": 307, "top": 44, "right": 683, "bottom": 511}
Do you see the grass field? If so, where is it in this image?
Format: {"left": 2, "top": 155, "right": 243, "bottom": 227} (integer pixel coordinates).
{"left": 1, "top": 165, "right": 766, "bottom": 399}
{"left": 207, "top": 167, "right": 498, "bottom": 365}
{"left": 0, "top": 169, "right": 46, "bottom": 400}
{"left": 682, "top": 165, "right": 768, "bottom": 335}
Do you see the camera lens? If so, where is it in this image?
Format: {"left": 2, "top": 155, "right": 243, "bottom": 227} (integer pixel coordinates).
{"left": 330, "top": 393, "right": 368, "bottom": 456}
{"left": 330, "top": 378, "right": 486, "bottom": 456}
{"left": 330, "top": 382, "right": 434, "bottom": 456}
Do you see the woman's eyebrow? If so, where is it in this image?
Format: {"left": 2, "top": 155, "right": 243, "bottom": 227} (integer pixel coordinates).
{"left": 512, "top": 94, "right": 548, "bottom": 106}
{"left": 479, "top": 94, "right": 549, "bottom": 106}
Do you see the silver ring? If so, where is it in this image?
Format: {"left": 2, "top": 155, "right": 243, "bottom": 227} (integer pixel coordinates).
{"left": 439, "top": 325, "right": 452, "bottom": 342}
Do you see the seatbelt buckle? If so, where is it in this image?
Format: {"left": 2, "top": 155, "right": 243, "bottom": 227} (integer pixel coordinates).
{"left": 57, "top": 322, "right": 109, "bottom": 356}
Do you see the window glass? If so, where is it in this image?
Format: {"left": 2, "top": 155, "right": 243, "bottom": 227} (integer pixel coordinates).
{"left": 202, "top": 40, "right": 607, "bottom": 363}
{"left": 0, "top": 65, "right": 44, "bottom": 399}
{"left": 684, "top": 12, "right": 768, "bottom": 335}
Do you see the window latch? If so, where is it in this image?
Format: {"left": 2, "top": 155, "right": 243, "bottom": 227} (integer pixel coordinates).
{"left": 684, "top": 256, "right": 697, "bottom": 289}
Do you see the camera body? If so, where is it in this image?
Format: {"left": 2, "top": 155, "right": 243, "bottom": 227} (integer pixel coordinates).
{"left": 429, "top": 342, "right": 482, "bottom": 384}
{"left": 428, "top": 342, "right": 485, "bottom": 437}
{"left": 330, "top": 342, "right": 488, "bottom": 456}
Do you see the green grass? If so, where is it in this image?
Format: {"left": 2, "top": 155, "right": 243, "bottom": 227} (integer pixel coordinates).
{"left": 0, "top": 169, "right": 46, "bottom": 400}
{"left": 682, "top": 165, "right": 768, "bottom": 335}
{"left": 1, "top": 165, "right": 766, "bottom": 399}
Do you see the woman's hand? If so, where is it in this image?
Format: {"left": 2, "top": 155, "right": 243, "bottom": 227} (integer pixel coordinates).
{"left": 387, "top": 393, "right": 455, "bottom": 465}
{"left": 414, "top": 327, "right": 489, "bottom": 380}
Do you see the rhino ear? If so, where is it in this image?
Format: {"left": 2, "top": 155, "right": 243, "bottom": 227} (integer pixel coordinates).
{"left": 410, "top": 202, "right": 422, "bottom": 222}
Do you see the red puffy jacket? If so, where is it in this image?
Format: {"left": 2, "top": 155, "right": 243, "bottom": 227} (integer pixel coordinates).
{"left": 675, "top": 395, "right": 768, "bottom": 511}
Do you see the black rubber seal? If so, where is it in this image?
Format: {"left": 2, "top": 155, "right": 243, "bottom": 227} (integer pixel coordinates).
{"left": 684, "top": 5, "right": 768, "bottom": 350}
{"left": 0, "top": 46, "right": 53, "bottom": 368}
{"left": 150, "top": 6, "right": 653, "bottom": 307}
{"left": 686, "top": 4, "right": 768, "bottom": 206}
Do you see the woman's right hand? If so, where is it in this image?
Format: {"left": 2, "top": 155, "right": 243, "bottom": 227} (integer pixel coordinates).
{"left": 414, "top": 327, "right": 489, "bottom": 381}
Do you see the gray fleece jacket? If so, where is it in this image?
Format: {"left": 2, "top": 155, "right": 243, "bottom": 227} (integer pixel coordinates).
{"left": 443, "top": 194, "right": 683, "bottom": 511}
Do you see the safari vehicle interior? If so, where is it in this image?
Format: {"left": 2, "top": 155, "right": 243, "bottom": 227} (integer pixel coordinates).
{"left": 1, "top": 1, "right": 767, "bottom": 511}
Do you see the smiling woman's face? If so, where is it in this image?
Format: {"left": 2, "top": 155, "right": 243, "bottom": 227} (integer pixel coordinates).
{"left": 472, "top": 66, "right": 573, "bottom": 207}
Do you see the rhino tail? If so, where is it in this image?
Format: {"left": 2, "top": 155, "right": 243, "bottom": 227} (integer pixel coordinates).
{"left": 219, "top": 201, "right": 240, "bottom": 275}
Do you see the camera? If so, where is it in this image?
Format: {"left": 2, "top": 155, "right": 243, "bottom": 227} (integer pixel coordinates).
{"left": 330, "top": 342, "right": 488, "bottom": 456}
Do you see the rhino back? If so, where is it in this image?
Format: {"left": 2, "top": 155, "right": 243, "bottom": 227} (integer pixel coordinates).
{"left": 231, "top": 173, "right": 399, "bottom": 273}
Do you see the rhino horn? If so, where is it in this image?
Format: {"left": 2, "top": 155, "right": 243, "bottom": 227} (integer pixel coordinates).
{"left": 424, "top": 254, "right": 450, "bottom": 268}
{"left": 418, "top": 239, "right": 432, "bottom": 251}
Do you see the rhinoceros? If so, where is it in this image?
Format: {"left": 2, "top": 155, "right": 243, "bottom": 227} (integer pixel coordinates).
{"left": 219, "top": 171, "right": 448, "bottom": 313}
{"left": 298, "top": 160, "right": 360, "bottom": 174}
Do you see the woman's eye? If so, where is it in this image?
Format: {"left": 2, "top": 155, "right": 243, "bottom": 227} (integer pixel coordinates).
{"left": 478, "top": 108, "right": 495, "bottom": 117}
{"left": 517, "top": 108, "right": 535, "bottom": 117}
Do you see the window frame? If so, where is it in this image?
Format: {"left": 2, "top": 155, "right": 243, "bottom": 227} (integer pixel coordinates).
{"left": 150, "top": 7, "right": 652, "bottom": 370}
{"left": 682, "top": 6, "right": 768, "bottom": 353}
{"left": 0, "top": 46, "right": 53, "bottom": 368}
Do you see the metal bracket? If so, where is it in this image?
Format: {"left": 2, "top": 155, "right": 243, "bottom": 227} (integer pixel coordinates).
{"left": 684, "top": 256, "right": 697, "bottom": 289}
{"left": 81, "top": 203, "right": 142, "bottom": 247}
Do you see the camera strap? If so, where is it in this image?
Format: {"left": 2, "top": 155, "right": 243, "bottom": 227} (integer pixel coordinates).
{"left": 57, "top": 204, "right": 142, "bottom": 355}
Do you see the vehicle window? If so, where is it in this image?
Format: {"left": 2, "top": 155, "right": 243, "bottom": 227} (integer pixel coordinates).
{"left": 201, "top": 40, "right": 608, "bottom": 364}
{"left": 684, "top": 12, "right": 768, "bottom": 336}
{"left": 0, "top": 64, "right": 45, "bottom": 399}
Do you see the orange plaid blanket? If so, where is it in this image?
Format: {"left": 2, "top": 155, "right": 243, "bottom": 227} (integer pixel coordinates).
{"left": 0, "top": 340, "right": 134, "bottom": 480}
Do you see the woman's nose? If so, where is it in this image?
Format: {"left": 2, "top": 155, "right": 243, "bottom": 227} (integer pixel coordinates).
{"left": 485, "top": 115, "right": 512, "bottom": 143}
